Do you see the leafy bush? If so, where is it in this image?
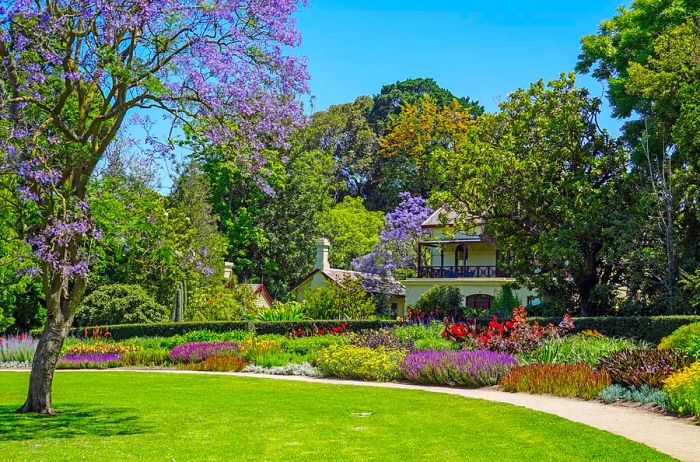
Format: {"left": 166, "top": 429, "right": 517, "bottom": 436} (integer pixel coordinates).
{"left": 663, "top": 362, "right": 700, "bottom": 420}
{"left": 413, "top": 285, "right": 462, "bottom": 318}
{"left": 401, "top": 350, "right": 517, "bottom": 387}
{"left": 392, "top": 322, "right": 459, "bottom": 351}
{"left": 598, "top": 384, "right": 670, "bottom": 411}
{"left": 597, "top": 349, "right": 693, "bottom": 388}
{"left": 303, "top": 276, "right": 376, "bottom": 320}
{"left": 491, "top": 284, "right": 522, "bottom": 317}
{"left": 74, "top": 320, "right": 398, "bottom": 340}
{"left": 311, "top": 345, "right": 406, "bottom": 381}
{"left": 181, "top": 355, "right": 247, "bottom": 372}
{"left": 169, "top": 342, "right": 239, "bottom": 364}
{"left": 277, "top": 334, "right": 349, "bottom": 356}
{"left": 56, "top": 353, "right": 122, "bottom": 369}
{"left": 75, "top": 284, "right": 168, "bottom": 326}
{"left": 500, "top": 364, "right": 610, "bottom": 400}
{"left": 254, "top": 302, "right": 306, "bottom": 321}
{"left": 0, "top": 334, "right": 37, "bottom": 362}
{"left": 520, "top": 334, "right": 640, "bottom": 366}
{"left": 242, "top": 362, "right": 322, "bottom": 377}
{"left": 350, "top": 328, "right": 414, "bottom": 350}
{"left": 659, "top": 321, "right": 700, "bottom": 360}
{"left": 188, "top": 284, "right": 257, "bottom": 321}
{"left": 121, "top": 349, "right": 171, "bottom": 367}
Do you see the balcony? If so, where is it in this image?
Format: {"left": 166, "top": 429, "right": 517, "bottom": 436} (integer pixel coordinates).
{"left": 417, "top": 265, "right": 508, "bottom": 279}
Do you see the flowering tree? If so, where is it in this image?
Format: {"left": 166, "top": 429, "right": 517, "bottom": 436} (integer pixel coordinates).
{"left": 0, "top": 0, "right": 308, "bottom": 413}
{"left": 353, "top": 192, "right": 432, "bottom": 279}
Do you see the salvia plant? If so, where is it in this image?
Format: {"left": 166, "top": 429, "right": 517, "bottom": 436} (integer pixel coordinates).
{"left": 401, "top": 350, "right": 518, "bottom": 387}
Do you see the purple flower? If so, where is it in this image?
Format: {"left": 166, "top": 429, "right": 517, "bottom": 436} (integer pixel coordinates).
{"left": 401, "top": 350, "right": 518, "bottom": 387}
{"left": 59, "top": 353, "right": 121, "bottom": 363}
{"left": 169, "top": 342, "right": 239, "bottom": 363}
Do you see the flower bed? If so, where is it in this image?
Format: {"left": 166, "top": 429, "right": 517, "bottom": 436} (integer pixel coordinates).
{"left": 500, "top": 364, "right": 611, "bottom": 400}
{"left": 0, "top": 334, "right": 37, "bottom": 362}
{"left": 169, "top": 342, "right": 239, "bottom": 364}
{"left": 311, "top": 345, "right": 406, "bottom": 381}
{"left": 57, "top": 353, "right": 122, "bottom": 369}
{"left": 663, "top": 362, "right": 700, "bottom": 420}
{"left": 401, "top": 350, "right": 517, "bottom": 387}
{"left": 63, "top": 342, "right": 141, "bottom": 355}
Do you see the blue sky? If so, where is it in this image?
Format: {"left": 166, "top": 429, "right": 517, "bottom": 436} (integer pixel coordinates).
{"left": 295, "top": 0, "right": 625, "bottom": 133}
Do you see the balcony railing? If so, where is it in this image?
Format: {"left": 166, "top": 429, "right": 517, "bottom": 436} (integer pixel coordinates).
{"left": 417, "top": 265, "right": 508, "bottom": 278}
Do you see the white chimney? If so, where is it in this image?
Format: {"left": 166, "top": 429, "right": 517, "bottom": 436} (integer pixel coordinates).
{"left": 223, "top": 261, "right": 234, "bottom": 280}
{"left": 315, "top": 238, "right": 330, "bottom": 271}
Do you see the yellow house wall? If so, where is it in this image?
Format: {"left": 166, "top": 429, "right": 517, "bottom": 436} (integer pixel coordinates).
{"left": 428, "top": 243, "right": 497, "bottom": 267}
{"left": 291, "top": 272, "right": 327, "bottom": 302}
{"left": 401, "top": 278, "right": 536, "bottom": 314}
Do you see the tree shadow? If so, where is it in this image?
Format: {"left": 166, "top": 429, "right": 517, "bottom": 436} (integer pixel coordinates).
{"left": 0, "top": 404, "right": 150, "bottom": 441}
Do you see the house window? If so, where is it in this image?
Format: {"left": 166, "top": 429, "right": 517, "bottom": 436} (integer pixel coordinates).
{"left": 455, "top": 244, "right": 468, "bottom": 267}
{"left": 466, "top": 294, "right": 492, "bottom": 310}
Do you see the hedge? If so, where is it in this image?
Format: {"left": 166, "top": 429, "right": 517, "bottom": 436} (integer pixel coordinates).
{"left": 530, "top": 315, "right": 700, "bottom": 344}
{"left": 70, "top": 320, "right": 399, "bottom": 340}
{"left": 62, "top": 315, "right": 700, "bottom": 343}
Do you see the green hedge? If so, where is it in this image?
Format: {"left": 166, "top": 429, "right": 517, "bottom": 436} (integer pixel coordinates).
{"left": 530, "top": 315, "right": 700, "bottom": 344}
{"left": 71, "top": 320, "right": 399, "bottom": 340}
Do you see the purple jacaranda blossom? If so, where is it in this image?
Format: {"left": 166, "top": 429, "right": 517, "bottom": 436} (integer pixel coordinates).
{"left": 401, "top": 350, "right": 518, "bottom": 387}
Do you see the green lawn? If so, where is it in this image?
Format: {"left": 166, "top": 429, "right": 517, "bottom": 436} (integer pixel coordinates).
{"left": 0, "top": 372, "right": 674, "bottom": 462}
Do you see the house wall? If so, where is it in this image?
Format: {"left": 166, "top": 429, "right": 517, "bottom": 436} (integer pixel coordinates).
{"left": 253, "top": 293, "right": 272, "bottom": 309}
{"left": 401, "top": 277, "right": 536, "bottom": 314}
{"left": 429, "top": 243, "right": 496, "bottom": 267}
{"left": 291, "top": 272, "right": 327, "bottom": 302}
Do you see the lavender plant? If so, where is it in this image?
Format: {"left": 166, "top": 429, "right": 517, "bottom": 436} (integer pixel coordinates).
{"left": 401, "top": 350, "right": 518, "bottom": 387}
{"left": 0, "top": 334, "right": 38, "bottom": 362}
{"left": 169, "top": 342, "right": 240, "bottom": 364}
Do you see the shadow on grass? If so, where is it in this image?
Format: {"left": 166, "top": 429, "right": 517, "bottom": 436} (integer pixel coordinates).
{"left": 0, "top": 404, "right": 150, "bottom": 441}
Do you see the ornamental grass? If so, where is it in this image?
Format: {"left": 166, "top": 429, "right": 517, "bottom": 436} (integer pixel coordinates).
{"left": 596, "top": 349, "right": 692, "bottom": 388}
{"left": 169, "top": 342, "right": 239, "bottom": 363}
{"left": 0, "top": 334, "right": 37, "bottom": 362}
{"left": 520, "top": 334, "right": 640, "bottom": 366}
{"left": 181, "top": 355, "right": 247, "bottom": 372}
{"left": 499, "top": 364, "right": 611, "bottom": 400}
{"left": 401, "top": 350, "right": 517, "bottom": 387}
{"left": 663, "top": 362, "right": 700, "bottom": 420}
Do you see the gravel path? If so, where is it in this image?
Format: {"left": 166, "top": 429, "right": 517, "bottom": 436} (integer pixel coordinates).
{"left": 3, "top": 368, "right": 699, "bottom": 461}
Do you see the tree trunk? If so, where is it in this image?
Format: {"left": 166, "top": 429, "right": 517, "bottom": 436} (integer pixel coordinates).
{"left": 18, "top": 272, "right": 82, "bottom": 414}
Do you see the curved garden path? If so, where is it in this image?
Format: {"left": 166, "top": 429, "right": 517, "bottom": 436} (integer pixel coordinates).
{"left": 4, "top": 368, "right": 700, "bottom": 461}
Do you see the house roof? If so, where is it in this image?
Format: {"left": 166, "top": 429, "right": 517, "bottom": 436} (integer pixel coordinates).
{"left": 291, "top": 268, "right": 405, "bottom": 297}
{"left": 421, "top": 206, "right": 484, "bottom": 229}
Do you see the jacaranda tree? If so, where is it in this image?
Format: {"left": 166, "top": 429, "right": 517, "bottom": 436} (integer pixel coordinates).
{"left": 0, "top": 0, "right": 308, "bottom": 413}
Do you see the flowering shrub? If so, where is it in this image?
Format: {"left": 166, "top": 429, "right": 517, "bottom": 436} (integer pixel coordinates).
{"left": 350, "top": 329, "right": 414, "bottom": 350}
{"left": 597, "top": 349, "right": 693, "bottom": 388}
{"left": 519, "top": 334, "right": 640, "bottom": 366}
{"left": 0, "top": 334, "right": 37, "bottom": 362}
{"left": 500, "top": 364, "right": 610, "bottom": 400}
{"left": 401, "top": 350, "right": 517, "bottom": 387}
{"left": 169, "top": 342, "right": 239, "bottom": 364}
{"left": 659, "top": 321, "right": 700, "bottom": 360}
{"left": 288, "top": 323, "right": 347, "bottom": 337}
{"left": 404, "top": 308, "right": 445, "bottom": 325}
{"left": 181, "top": 355, "right": 247, "bottom": 372}
{"left": 311, "top": 345, "right": 406, "bottom": 381}
{"left": 443, "top": 306, "right": 573, "bottom": 354}
{"left": 63, "top": 342, "right": 141, "bottom": 355}
{"left": 599, "top": 384, "right": 670, "bottom": 411}
{"left": 663, "top": 362, "right": 700, "bottom": 419}
{"left": 56, "top": 353, "right": 122, "bottom": 369}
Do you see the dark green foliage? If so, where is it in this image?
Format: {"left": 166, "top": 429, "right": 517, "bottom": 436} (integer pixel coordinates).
{"left": 491, "top": 284, "right": 522, "bottom": 316}
{"left": 69, "top": 320, "right": 398, "bottom": 340}
{"left": 413, "top": 285, "right": 462, "bottom": 318}
{"left": 74, "top": 284, "right": 169, "bottom": 327}
{"left": 597, "top": 349, "right": 693, "bottom": 388}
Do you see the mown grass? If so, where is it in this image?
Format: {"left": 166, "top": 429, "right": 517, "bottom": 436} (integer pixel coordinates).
{"left": 0, "top": 371, "right": 675, "bottom": 461}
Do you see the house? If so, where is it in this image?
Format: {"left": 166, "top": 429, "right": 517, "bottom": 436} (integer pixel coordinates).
{"left": 401, "top": 207, "right": 537, "bottom": 314}
{"left": 223, "top": 261, "right": 274, "bottom": 309}
{"left": 291, "top": 238, "right": 406, "bottom": 314}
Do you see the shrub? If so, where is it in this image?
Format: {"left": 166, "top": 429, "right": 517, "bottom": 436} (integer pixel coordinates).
{"left": 500, "top": 364, "right": 610, "bottom": 400}
{"left": 598, "top": 384, "right": 671, "bottom": 411}
{"left": 392, "top": 322, "right": 459, "bottom": 351}
{"left": 56, "top": 353, "right": 122, "bottom": 369}
{"left": 303, "top": 276, "right": 376, "bottom": 320}
{"left": 75, "top": 284, "right": 168, "bottom": 326}
{"left": 121, "top": 349, "right": 171, "bottom": 367}
{"left": 0, "top": 334, "right": 37, "bottom": 362}
{"left": 401, "top": 350, "right": 518, "bottom": 387}
{"left": 311, "top": 345, "right": 406, "bottom": 381}
{"left": 277, "top": 334, "right": 349, "bottom": 356}
{"left": 659, "top": 321, "right": 700, "bottom": 360}
{"left": 181, "top": 355, "right": 247, "bottom": 372}
{"left": 242, "top": 362, "right": 322, "bottom": 377}
{"left": 63, "top": 342, "right": 141, "bottom": 355}
{"left": 169, "top": 342, "right": 239, "bottom": 364}
{"left": 187, "top": 284, "right": 256, "bottom": 321}
{"left": 413, "top": 286, "right": 462, "bottom": 318}
{"left": 520, "top": 334, "right": 640, "bottom": 366}
{"left": 254, "top": 302, "right": 306, "bottom": 321}
{"left": 350, "top": 328, "right": 414, "bottom": 350}
{"left": 663, "top": 362, "right": 700, "bottom": 420}
{"left": 597, "top": 349, "right": 693, "bottom": 388}
{"left": 491, "top": 284, "right": 522, "bottom": 317}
